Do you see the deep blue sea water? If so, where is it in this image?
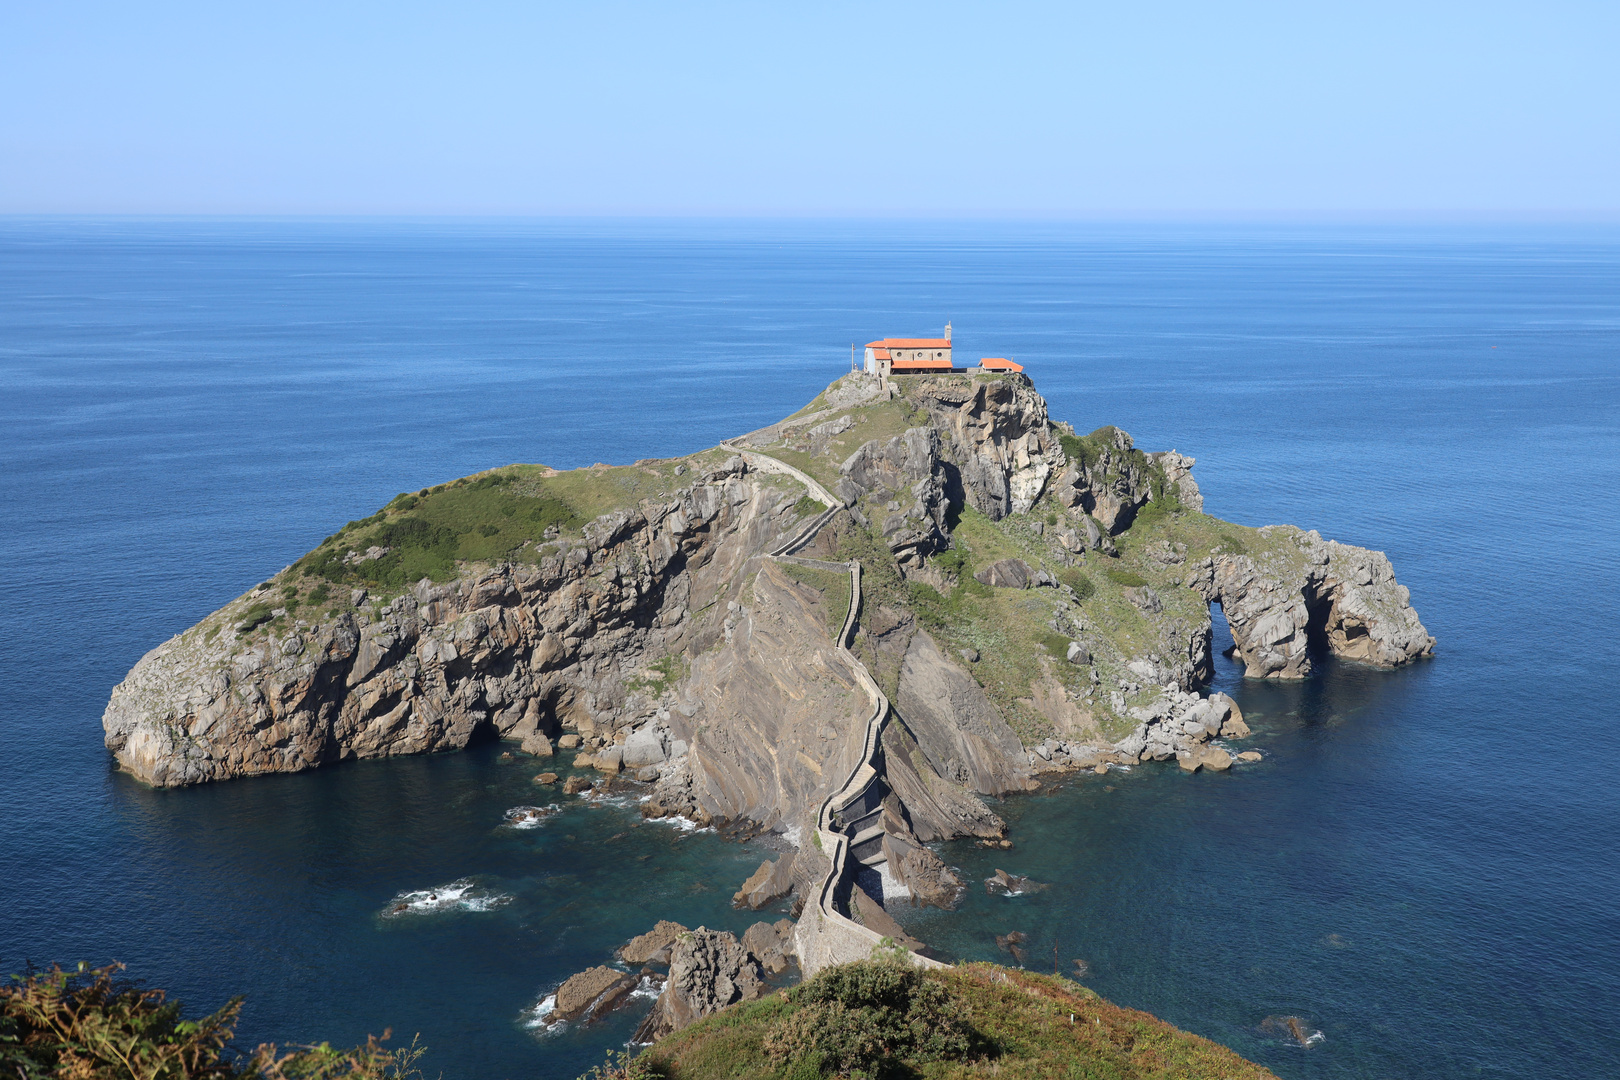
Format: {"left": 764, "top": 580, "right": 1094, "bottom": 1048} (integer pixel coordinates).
{"left": 3, "top": 219, "right": 1617, "bottom": 1079}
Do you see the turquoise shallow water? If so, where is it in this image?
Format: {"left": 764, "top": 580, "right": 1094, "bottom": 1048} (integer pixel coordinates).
{"left": 2, "top": 219, "right": 1618, "bottom": 1078}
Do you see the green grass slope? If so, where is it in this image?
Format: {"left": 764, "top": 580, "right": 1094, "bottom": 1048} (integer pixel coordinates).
{"left": 634, "top": 959, "right": 1278, "bottom": 1080}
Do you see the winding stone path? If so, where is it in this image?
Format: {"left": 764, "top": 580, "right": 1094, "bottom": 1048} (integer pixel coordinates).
{"left": 722, "top": 438, "right": 942, "bottom": 976}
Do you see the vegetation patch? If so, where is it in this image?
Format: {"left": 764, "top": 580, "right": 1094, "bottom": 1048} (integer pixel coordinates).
{"left": 235, "top": 604, "right": 275, "bottom": 634}
{"left": 1105, "top": 567, "right": 1149, "bottom": 588}
{"left": 641, "top": 959, "right": 1280, "bottom": 1080}
{"left": 775, "top": 562, "right": 853, "bottom": 640}
{"left": 292, "top": 469, "right": 589, "bottom": 589}
{"left": 0, "top": 962, "right": 428, "bottom": 1080}
{"left": 628, "top": 655, "right": 689, "bottom": 698}
{"left": 831, "top": 518, "right": 908, "bottom": 612}
{"left": 1057, "top": 567, "right": 1095, "bottom": 600}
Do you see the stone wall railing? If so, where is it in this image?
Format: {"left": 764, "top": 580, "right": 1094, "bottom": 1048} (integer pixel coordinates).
{"left": 723, "top": 438, "right": 943, "bottom": 977}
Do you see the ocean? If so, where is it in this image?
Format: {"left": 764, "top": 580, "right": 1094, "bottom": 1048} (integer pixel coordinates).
{"left": 2, "top": 218, "right": 1617, "bottom": 1079}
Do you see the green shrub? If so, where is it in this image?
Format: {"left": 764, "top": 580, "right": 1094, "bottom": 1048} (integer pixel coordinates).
{"left": 761, "top": 960, "right": 983, "bottom": 1078}
{"left": 1059, "top": 433, "right": 1088, "bottom": 466}
{"left": 1039, "top": 631, "right": 1072, "bottom": 658}
{"left": 792, "top": 495, "right": 825, "bottom": 518}
{"left": 307, "top": 584, "right": 330, "bottom": 607}
{"left": 959, "top": 574, "right": 992, "bottom": 600}
{"left": 0, "top": 963, "right": 427, "bottom": 1080}
{"left": 1058, "top": 568, "right": 1095, "bottom": 600}
{"left": 932, "top": 548, "right": 967, "bottom": 576}
{"left": 577, "top": 1049, "right": 662, "bottom": 1080}
{"left": 833, "top": 521, "right": 907, "bottom": 610}
{"left": 236, "top": 604, "right": 275, "bottom": 633}
{"left": 627, "top": 656, "right": 687, "bottom": 697}
{"left": 906, "top": 582, "right": 948, "bottom": 630}
{"left": 1217, "top": 531, "right": 1248, "bottom": 556}
{"left": 1105, "top": 567, "right": 1149, "bottom": 588}
{"left": 1131, "top": 497, "right": 1178, "bottom": 531}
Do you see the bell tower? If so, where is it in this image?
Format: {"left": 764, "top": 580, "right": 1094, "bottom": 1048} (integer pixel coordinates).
{"left": 944, "top": 321, "right": 952, "bottom": 342}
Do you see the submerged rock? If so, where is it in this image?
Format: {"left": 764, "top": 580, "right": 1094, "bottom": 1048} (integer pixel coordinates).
{"left": 1260, "top": 1014, "right": 1324, "bottom": 1047}
{"left": 985, "top": 869, "right": 1048, "bottom": 897}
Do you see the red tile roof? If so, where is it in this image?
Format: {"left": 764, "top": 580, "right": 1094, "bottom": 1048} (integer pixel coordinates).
{"left": 867, "top": 338, "right": 952, "bottom": 349}
{"left": 978, "top": 357, "right": 1023, "bottom": 372}
{"left": 870, "top": 348, "right": 891, "bottom": 360}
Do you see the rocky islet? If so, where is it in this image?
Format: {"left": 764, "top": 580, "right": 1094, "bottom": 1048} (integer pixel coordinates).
{"left": 100, "top": 369, "right": 1432, "bottom": 1040}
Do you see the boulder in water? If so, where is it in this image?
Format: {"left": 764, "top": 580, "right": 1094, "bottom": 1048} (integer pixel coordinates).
{"left": 620, "top": 920, "right": 688, "bottom": 965}
{"left": 551, "top": 966, "right": 639, "bottom": 1023}
{"left": 986, "top": 869, "right": 1048, "bottom": 896}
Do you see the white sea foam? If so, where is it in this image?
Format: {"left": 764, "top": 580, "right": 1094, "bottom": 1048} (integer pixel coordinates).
{"left": 522, "top": 993, "right": 562, "bottom": 1033}
{"left": 642, "top": 811, "right": 712, "bottom": 833}
{"left": 629, "top": 973, "right": 662, "bottom": 1002}
{"left": 503, "top": 804, "right": 562, "bottom": 829}
{"left": 580, "top": 789, "right": 637, "bottom": 809}
{"left": 380, "top": 878, "right": 512, "bottom": 917}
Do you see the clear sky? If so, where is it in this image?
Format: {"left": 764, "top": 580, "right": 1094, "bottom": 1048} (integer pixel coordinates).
{"left": 4, "top": 0, "right": 1616, "bottom": 217}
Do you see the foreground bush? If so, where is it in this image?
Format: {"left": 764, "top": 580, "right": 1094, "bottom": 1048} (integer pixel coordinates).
{"left": 0, "top": 964, "right": 426, "bottom": 1080}
{"left": 760, "top": 959, "right": 982, "bottom": 1077}
{"left": 641, "top": 959, "right": 1281, "bottom": 1080}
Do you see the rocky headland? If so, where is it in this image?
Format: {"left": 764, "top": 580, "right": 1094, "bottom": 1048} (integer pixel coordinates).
{"left": 103, "top": 370, "right": 1432, "bottom": 1017}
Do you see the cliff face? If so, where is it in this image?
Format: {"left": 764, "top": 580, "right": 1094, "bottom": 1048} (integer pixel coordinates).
{"left": 104, "top": 371, "right": 1433, "bottom": 859}
{"left": 103, "top": 459, "right": 793, "bottom": 787}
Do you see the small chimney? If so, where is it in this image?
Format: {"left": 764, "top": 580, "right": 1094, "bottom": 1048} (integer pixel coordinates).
{"left": 944, "top": 321, "right": 952, "bottom": 342}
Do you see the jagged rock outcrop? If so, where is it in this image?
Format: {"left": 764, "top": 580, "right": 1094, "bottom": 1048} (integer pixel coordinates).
{"left": 835, "top": 427, "right": 950, "bottom": 566}
{"left": 634, "top": 928, "right": 765, "bottom": 1042}
{"left": 733, "top": 853, "right": 796, "bottom": 910}
{"left": 974, "top": 557, "right": 1042, "bottom": 589}
{"left": 904, "top": 376, "right": 1062, "bottom": 520}
{"left": 1149, "top": 450, "right": 1204, "bottom": 513}
{"left": 1110, "top": 686, "right": 1239, "bottom": 764}
{"left": 740, "top": 919, "right": 796, "bottom": 974}
{"left": 1049, "top": 426, "right": 1183, "bottom": 535}
{"left": 1189, "top": 526, "right": 1436, "bottom": 679}
{"left": 882, "top": 834, "right": 962, "bottom": 908}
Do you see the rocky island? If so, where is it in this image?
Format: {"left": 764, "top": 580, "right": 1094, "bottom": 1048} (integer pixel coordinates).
{"left": 102, "top": 369, "right": 1431, "bottom": 1061}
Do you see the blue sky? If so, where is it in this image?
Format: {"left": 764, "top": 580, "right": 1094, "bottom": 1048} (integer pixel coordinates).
{"left": 3, "top": 0, "right": 1616, "bottom": 217}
